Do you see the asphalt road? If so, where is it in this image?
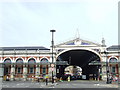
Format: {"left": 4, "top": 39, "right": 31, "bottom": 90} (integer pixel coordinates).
{"left": 1, "top": 80, "right": 118, "bottom": 89}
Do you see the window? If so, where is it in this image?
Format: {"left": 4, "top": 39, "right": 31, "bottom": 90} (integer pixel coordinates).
{"left": 5, "top": 67, "right": 9, "bottom": 74}
{"left": 18, "top": 67, "right": 21, "bottom": 73}
{"left": 16, "top": 59, "right": 23, "bottom": 64}
{"left": 42, "top": 67, "right": 46, "bottom": 74}
{"left": 109, "top": 58, "right": 117, "bottom": 63}
{"left": 29, "top": 67, "right": 34, "bottom": 74}
{"left": 40, "top": 58, "right": 49, "bottom": 74}
{"left": 112, "top": 67, "right": 116, "bottom": 73}
{"left": 28, "top": 59, "right": 35, "bottom": 64}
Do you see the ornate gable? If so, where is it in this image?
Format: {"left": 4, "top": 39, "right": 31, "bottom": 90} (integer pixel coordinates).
{"left": 55, "top": 38, "right": 101, "bottom": 47}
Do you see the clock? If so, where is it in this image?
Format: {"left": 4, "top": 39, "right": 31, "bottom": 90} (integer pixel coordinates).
{"left": 74, "top": 39, "right": 81, "bottom": 45}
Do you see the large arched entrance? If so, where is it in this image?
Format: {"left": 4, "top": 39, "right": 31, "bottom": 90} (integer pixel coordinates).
{"left": 56, "top": 49, "right": 102, "bottom": 80}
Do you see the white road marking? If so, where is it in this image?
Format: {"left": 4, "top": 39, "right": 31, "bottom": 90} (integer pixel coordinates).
{"left": 94, "top": 84, "right": 100, "bottom": 86}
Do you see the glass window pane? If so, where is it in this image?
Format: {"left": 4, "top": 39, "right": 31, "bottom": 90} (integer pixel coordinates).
{"left": 112, "top": 67, "right": 115, "bottom": 73}
{"left": 6, "top": 67, "right": 8, "bottom": 74}
{"left": 43, "top": 67, "right": 46, "bottom": 74}
{"left": 30, "top": 67, "right": 34, "bottom": 73}
{"left": 18, "top": 67, "right": 21, "bottom": 73}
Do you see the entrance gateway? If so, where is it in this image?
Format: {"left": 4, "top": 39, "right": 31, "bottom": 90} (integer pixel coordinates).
{"left": 55, "top": 37, "right": 119, "bottom": 81}
{"left": 56, "top": 49, "right": 101, "bottom": 80}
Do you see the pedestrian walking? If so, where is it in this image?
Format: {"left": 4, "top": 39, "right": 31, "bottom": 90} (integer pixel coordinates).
{"left": 6, "top": 75, "right": 9, "bottom": 81}
{"left": 53, "top": 76, "right": 56, "bottom": 83}
{"left": 45, "top": 75, "right": 49, "bottom": 85}
{"left": 109, "top": 75, "right": 113, "bottom": 83}
{"left": 60, "top": 77, "right": 63, "bottom": 82}
{"left": 67, "top": 76, "right": 70, "bottom": 82}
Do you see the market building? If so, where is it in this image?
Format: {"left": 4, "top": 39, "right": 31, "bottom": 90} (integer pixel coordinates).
{"left": 0, "top": 37, "right": 119, "bottom": 81}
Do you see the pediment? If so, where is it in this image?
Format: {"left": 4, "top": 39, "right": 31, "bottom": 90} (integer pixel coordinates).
{"left": 55, "top": 38, "right": 101, "bottom": 47}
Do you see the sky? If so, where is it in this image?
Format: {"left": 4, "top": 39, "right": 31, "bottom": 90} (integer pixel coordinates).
{"left": 0, "top": 0, "right": 119, "bottom": 48}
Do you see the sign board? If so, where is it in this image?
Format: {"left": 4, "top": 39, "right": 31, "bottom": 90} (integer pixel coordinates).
{"left": 82, "top": 75, "right": 86, "bottom": 79}
{"left": 57, "top": 69, "right": 59, "bottom": 73}
{"left": 51, "top": 64, "right": 54, "bottom": 68}
{"left": 50, "top": 67, "right": 54, "bottom": 71}
{"left": 56, "top": 61, "right": 68, "bottom": 65}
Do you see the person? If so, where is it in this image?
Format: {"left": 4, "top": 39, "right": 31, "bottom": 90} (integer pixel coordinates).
{"left": 38, "top": 76, "right": 40, "bottom": 82}
{"left": 6, "top": 75, "right": 9, "bottom": 81}
{"left": 45, "top": 75, "right": 49, "bottom": 85}
{"left": 109, "top": 75, "right": 113, "bottom": 83}
{"left": 53, "top": 76, "right": 56, "bottom": 83}
{"left": 60, "top": 77, "right": 63, "bottom": 82}
{"left": 67, "top": 76, "right": 70, "bottom": 82}
{"left": 115, "top": 77, "right": 118, "bottom": 82}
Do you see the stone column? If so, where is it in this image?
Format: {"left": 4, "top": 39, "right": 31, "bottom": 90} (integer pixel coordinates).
{"left": 118, "top": 64, "right": 120, "bottom": 90}
{"left": 119, "top": 64, "right": 120, "bottom": 76}
{"left": 48, "top": 64, "right": 52, "bottom": 77}
{"left": 23, "top": 64, "right": 27, "bottom": 81}
{"left": 10, "top": 64, "right": 15, "bottom": 81}
{"left": 101, "top": 64, "right": 107, "bottom": 81}
{"left": 0, "top": 64, "right": 4, "bottom": 80}
{"left": 0, "top": 64, "right": 3, "bottom": 90}
{"left": 35, "top": 65, "right": 39, "bottom": 78}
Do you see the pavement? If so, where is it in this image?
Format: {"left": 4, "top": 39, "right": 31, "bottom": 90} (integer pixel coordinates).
{"left": 1, "top": 80, "right": 119, "bottom": 89}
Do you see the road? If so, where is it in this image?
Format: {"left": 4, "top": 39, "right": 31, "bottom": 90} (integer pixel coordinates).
{"left": 1, "top": 80, "right": 119, "bottom": 89}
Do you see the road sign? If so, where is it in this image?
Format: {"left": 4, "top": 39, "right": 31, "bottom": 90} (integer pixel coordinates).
{"left": 51, "top": 64, "right": 54, "bottom": 68}
{"left": 51, "top": 67, "right": 54, "bottom": 71}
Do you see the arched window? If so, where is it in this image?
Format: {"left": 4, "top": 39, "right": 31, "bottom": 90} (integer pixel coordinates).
{"left": 4, "top": 58, "right": 11, "bottom": 75}
{"left": 109, "top": 57, "right": 117, "bottom": 63}
{"left": 16, "top": 58, "right": 23, "bottom": 64}
{"left": 40, "top": 58, "right": 49, "bottom": 65}
{"left": 4, "top": 58, "right": 11, "bottom": 64}
{"left": 28, "top": 58, "right": 36, "bottom": 64}
{"left": 40, "top": 58, "right": 49, "bottom": 75}
{"left": 109, "top": 57, "right": 118, "bottom": 75}
{"left": 16, "top": 58, "right": 23, "bottom": 74}
{"left": 28, "top": 58, "right": 36, "bottom": 74}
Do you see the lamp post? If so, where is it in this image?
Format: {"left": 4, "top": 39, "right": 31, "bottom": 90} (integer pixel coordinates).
{"left": 50, "top": 29, "right": 56, "bottom": 84}
{"left": 104, "top": 50, "right": 110, "bottom": 84}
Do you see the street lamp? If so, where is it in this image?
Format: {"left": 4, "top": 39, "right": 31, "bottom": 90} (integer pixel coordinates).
{"left": 104, "top": 50, "right": 110, "bottom": 84}
{"left": 50, "top": 29, "right": 56, "bottom": 84}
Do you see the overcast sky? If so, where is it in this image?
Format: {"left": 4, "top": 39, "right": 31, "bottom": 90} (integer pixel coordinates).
{"left": 0, "top": 0, "right": 119, "bottom": 48}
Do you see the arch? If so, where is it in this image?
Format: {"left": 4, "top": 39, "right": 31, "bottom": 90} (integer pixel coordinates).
{"left": 40, "top": 58, "right": 49, "bottom": 62}
{"left": 16, "top": 58, "right": 24, "bottom": 64}
{"left": 56, "top": 48, "right": 102, "bottom": 80}
{"left": 15, "top": 57, "right": 25, "bottom": 63}
{"left": 108, "top": 56, "right": 118, "bottom": 63}
{"left": 3, "top": 58, "right": 11, "bottom": 76}
{"left": 40, "top": 58, "right": 49, "bottom": 75}
{"left": 40, "top": 58, "right": 49, "bottom": 65}
{"left": 28, "top": 58, "right": 36, "bottom": 64}
{"left": 28, "top": 58, "right": 36, "bottom": 75}
{"left": 108, "top": 56, "right": 119, "bottom": 77}
{"left": 4, "top": 58, "right": 11, "bottom": 64}
{"left": 27, "top": 57, "right": 36, "bottom": 63}
{"left": 3, "top": 58, "right": 12, "bottom": 63}
{"left": 40, "top": 57, "right": 50, "bottom": 62}
{"left": 15, "top": 58, "right": 23, "bottom": 75}
{"left": 56, "top": 48, "right": 101, "bottom": 61}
